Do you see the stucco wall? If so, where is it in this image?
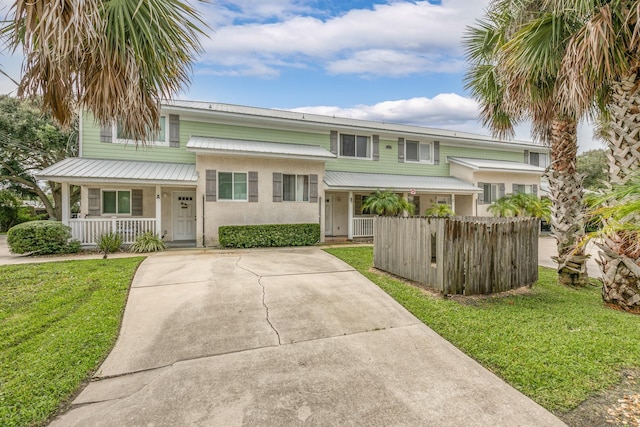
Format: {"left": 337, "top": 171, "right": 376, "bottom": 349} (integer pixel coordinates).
{"left": 196, "top": 155, "right": 325, "bottom": 246}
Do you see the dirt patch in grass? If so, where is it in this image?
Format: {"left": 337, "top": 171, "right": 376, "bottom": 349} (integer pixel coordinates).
{"left": 559, "top": 369, "right": 640, "bottom": 427}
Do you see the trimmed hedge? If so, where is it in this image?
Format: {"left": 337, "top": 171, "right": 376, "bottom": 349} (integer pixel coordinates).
{"left": 218, "top": 223, "right": 320, "bottom": 248}
{"left": 7, "top": 221, "right": 80, "bottom": 255}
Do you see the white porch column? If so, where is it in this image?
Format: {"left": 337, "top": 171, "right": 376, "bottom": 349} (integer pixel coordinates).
{"left": 61, "top": 182, "right": 70, "bottom": 225}
{"left": 347, "top": 191, "right": 354, "bottom": 240}
{"left": 451, "top": 193, "right": 456, "bottom": 214}
{"left": 155, "top": 185, "right": 162, "bottom": 237}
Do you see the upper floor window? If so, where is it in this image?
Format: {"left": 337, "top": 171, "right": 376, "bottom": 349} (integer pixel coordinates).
{"left": 218, "top": 172, "right": 247, "bottom": 201}
{"left": 103, "top": 190, "right": 131, "bottom": 214}
{"left": 102, "top": 114, "right": 178, "bottom": 147}
{"left": 283, "top": 174, "right": 309, "bottom": 202}
{"left": 117, "top": 116, "right": 166, "bottom": 143}
{"left": 340, "top": 134, "right": 370, "bottom": 159}
{"left": 526, "top": 151, "right": 548, "bottom": 168}
{"left": 405, "top": 140, "right": 432, "bottom": 163}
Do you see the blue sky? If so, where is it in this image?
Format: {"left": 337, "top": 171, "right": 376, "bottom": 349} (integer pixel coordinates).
{"left": 0, "top": 0, "right": 602, "bottom": 151}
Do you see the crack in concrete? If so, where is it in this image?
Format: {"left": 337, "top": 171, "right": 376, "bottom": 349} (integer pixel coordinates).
{"left": 234, "top": 257, "right": 282, "bottom": 345}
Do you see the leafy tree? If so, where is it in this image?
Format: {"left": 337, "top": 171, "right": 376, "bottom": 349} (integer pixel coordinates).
{"left": 577, "top": 149, "right": 607, "bottom": 191}
{"left": 362, "top": 190, "right": 415, "bottom": 216}
{"left": 0, "top": 95, "right": 79, "bottom": 220}
{"left": 465, "top": 1, "right": 589, "bottom": 286}
{"left": 424, "top": 204, "right": 455, "bottom": 217}
{"left": 489, "top": 193, "right": 551, "bottom": 222}
{"left": 0, "top": 0, "right": 206, "bottom": 142}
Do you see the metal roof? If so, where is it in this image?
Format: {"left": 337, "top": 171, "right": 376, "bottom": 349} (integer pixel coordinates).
{"left": 324, "top": 171, "right": 482, "bottom": 193}
{"left": 37, "top": 158, "right": 197, "bottom": 186}
{"left": 186, "top": 136, "right": 335, "bottom": 160}
{"left": 165, "top": 100, "right": 545, "bottom": 150}
{"left": 447, "top": 157, "right": 545, "bottom": 174}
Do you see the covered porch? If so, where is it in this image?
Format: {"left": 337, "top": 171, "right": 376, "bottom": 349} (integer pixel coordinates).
{"left": 323, "top": 171, "right": 481, "bottom": 240}
{"left": 38, "top": 158, "right": 198, "bottom": 246}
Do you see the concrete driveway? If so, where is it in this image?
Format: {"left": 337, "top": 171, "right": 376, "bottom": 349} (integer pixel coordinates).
{"left": 50, "top": 247, "right": 564, "bottom": 426}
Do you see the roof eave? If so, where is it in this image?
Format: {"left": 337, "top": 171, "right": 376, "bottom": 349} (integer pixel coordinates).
{"left": 186, "top": 147, "right": 335, "bottom": 161}
{"left": 37, "top": 175, "right": 198, "bottom": 186}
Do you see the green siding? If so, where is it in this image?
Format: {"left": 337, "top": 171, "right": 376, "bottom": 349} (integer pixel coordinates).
{"left": 181, "top": 120, "right": 326, "bottom": 147}
{"left": 81, "top": 112, "right": 196, "bottom": 163}
{"left": 81, "top": 111, "right": 528, "bottom": 175}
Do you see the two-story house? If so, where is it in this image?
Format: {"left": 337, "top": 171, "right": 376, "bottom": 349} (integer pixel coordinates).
{"left": 38, "top": 100, "right": 548, "bottom": 246}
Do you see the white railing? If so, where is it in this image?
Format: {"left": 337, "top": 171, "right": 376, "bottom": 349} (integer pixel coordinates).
{"left": 353, "top": 216, "right": 374, "bottom": 237}
{"left": 69, "top": 218, "right": 157, "bottom": 245}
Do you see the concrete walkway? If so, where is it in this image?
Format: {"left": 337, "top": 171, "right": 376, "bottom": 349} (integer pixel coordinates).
{"left": 49, "top": 247, "right": 565, "bottom": 426}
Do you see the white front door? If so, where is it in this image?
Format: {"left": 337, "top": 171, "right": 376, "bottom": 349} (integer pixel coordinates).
{"left": 173, "top": 191, "right": 196, "bottom": 240}
{"left": 325, "top": 195, "right": 333, "bottom": 236}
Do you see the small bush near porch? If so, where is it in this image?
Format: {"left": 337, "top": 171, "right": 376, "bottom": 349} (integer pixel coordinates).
{"left": 219, "top": 223, "right": 320, "bottom": 248}
{"left": 327, "top": 246, "right": 640, "bottom": 420}
{"left": 0, "top": 257, "right": 144, "bottom": 427}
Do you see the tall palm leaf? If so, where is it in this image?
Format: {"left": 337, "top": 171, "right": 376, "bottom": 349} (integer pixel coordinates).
{"left": 465, "top": 0, "right": 590, "bottom": 286}
{"left": 0, "top": 0, "right": 207, "bottom": 142}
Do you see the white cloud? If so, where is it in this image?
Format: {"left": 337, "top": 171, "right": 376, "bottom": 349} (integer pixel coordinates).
{"left": 292, "top": 93, "right": 482, "bottom": 128}
{"left": 199, "top": 0, "right": 491, "bottom": 77}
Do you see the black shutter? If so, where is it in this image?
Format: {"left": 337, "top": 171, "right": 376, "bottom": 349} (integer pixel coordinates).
{"left": 433, "top": 141, "right": 440, "bottom": 165}
{"left": 398, "top": 138, "right": 405, "bottom": 162}
{"left": 88, "top": 188, "right": 101, "bottom": 215}
{"left": 413, "top": 196, "right": 420, "bottom": 216}
{"left": 248, "top": 171, "right": 258, "bottom": 202}
{"left": 372, "top": 135, "right": 379, "bottom": 161}
{"left": 330, "top": 131, "right": 338, "bottom": 155}
{"left": 309, "top": 174, "right": 318, "bottom": 203}
{"left": 273, "top": 172, "right": 282, "bottom": 202}
{"left": 132, "top": 189, "right": 143, "bottom": 216}
{"left": 100, "top": 124, "right": 112, "bottom": 143}
{"left": 477, "top": 182, "right": 485, "bottom": 205}
{"left": 169, "top": 114, "right": 180, "bottom": 148}
{"left": 206, "top": 170, "right": 217, "bottom": 202}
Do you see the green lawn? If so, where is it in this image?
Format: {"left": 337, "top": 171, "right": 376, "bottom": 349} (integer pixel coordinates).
{"left": 0, "top": 257, "right": 144, "bottom": 427}
{"left": 326, "top": 246, "right": 640, "bottom": 412}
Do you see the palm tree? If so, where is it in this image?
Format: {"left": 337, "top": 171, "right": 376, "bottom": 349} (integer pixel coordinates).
{"left": 0, "top": 0, "right": 206, "bottom": 142}
{"left": 488, "top": 193, "right": 551, "bottom": 221}
{"left": 465, "top": 1, "right": 590, "bottom": 286}
{"left": 362, "top": 190, "right": 415, "bottom": 216}
{"left": 553, "top": 0, "right": 640, "bottom": 309}
{"left": 587, "top": 174, "right": 640, "bottom": 311}
{"left": 557, "top": 0, "right": 640, "bottom": 186}
{"left": 424, "top": 204, "right": 455, "bottom": 217}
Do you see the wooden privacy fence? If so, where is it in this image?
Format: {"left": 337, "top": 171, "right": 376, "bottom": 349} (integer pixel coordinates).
{"left": 373, "top": 216, "right": 539, "bottom": 295}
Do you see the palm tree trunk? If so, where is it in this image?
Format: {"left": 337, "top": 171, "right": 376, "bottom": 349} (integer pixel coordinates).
{"left": 548, "top": 116, "right": 590, "bottom": 287}
{"left": 605, "top": 72, "right": 640, "bottom": 185}
{"left": 599, "top": 71, "right": 640, "bottom": 310}
{"left": 596, "top": 237, "right": 640, "bottom": 311}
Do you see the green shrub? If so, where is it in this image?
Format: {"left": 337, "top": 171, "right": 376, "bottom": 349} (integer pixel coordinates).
{"left": 7, "top": 221, "right": 80, "bottom": 255}
{"left": 96, "top": 232, "right": 122, "bottom": 257}
{"left": 218, "top": 223, "right": 320, "bottom": 248}
{"left": 129, "top": 232, "right": 167, "bottom": 253}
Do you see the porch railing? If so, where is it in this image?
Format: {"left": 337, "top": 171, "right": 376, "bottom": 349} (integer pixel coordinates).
{"left": 353, "top": 216, "right": 374, "bottom": 238}
{"left": 69, "top": 218, "right": 157, "bottom": 245}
